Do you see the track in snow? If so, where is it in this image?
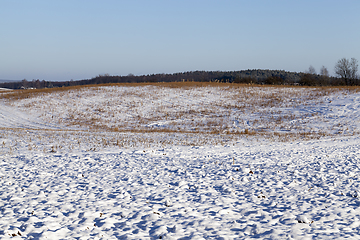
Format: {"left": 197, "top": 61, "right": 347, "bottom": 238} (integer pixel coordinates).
{"left": 0, "top": 103, "right": 63, "bottom": 130}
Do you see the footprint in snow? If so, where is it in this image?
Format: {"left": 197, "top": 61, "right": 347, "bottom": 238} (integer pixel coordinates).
{"left": 296, "top": 215, "right": 312, "bottom": 224}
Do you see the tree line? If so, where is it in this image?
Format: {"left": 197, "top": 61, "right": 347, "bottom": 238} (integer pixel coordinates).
{"left": 301, "top": 58, "right": 359, "bottom": 86}
{"left": 0, "top": 58, "right": 358, "bottom": 89}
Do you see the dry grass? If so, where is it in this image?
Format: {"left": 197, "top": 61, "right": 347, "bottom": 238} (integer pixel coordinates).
{"left": 2, "top": 82, "right": 359, "bottom": 101}
{"left": 0, "top": 126, "right": 339, "bottom": 156}
{"left": 0, "top": 82, "right": 233, "bottom": 100}
{"left": 2, "top": 82, "right": 360, "bottom": 145}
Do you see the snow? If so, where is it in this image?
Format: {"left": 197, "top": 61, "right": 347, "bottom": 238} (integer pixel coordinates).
{"left": 8, "top": 85, "right": 360, "bottom": 136}
{"left": 1, "top": 85, "right": 360, "bottom": 239}
{"left": 0, "top": 88, "right": 12, "bottom": 92}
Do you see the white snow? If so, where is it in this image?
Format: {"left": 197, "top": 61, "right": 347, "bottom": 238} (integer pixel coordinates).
{"left": 8, "top": 85, "right": 360, "bottom": 136}
{"left": 0, "top": 88, "right": 12, "bottom": 92}
{"left": 1, "top": 85, "right": 360, "bottom": 239}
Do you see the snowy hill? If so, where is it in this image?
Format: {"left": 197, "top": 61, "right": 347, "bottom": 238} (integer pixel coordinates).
{"left": 1, "top": 84, "right": 360, "bottom": 239}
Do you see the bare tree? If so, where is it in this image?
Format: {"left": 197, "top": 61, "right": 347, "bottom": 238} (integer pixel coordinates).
{"left": 320, "top": 66, "right": 329, "bottom": 77}
{"left": 350, "top": 58, "right": 359, "bottom": 82}
{"left": 334, "top": 58, "right": 359, "bottom": 85}
{"left": 307, "top": 65, "right": 316, "bottom": 75}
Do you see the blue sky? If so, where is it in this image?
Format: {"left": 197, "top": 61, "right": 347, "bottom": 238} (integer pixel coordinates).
{"left": 1, "top": 0, "right": 359, "bottom": 81}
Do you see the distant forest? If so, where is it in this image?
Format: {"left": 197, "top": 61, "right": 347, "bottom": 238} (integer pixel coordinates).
{"left": 0, "top": 69, "right": 357, "bottom": 90}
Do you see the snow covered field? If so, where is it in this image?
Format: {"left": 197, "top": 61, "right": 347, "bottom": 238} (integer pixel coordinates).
{"left": 1, "top": 84, "right": 360, "bottom": 239}
{"left": 7, "top": 84, "right": 360, "bottom": 137}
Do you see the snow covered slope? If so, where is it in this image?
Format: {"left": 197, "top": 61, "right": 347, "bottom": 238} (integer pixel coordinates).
{"left": 1, "top": 85, "right": 360, "bottom": 239}
{"left": 8, "top": 85, "right": 360, "bottom": 137}
{"left": 0, "top": 103, "right": 63, "bottom": 130}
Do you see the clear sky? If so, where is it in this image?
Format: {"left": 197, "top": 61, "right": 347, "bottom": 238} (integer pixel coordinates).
{"left": 1, "top": 0, "right": 359, "bottom": 81}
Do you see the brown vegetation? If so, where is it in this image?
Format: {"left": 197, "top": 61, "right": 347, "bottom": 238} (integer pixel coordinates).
{"left": 1, "top": 81, "right": 359, "bottom": 101}
{"left": 2, "top": 82, "right": 359, "bottom": 145}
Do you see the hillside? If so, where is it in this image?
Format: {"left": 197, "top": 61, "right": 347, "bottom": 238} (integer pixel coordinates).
{"left": 1, "top": 84, "right": 360, "bottom": 239}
